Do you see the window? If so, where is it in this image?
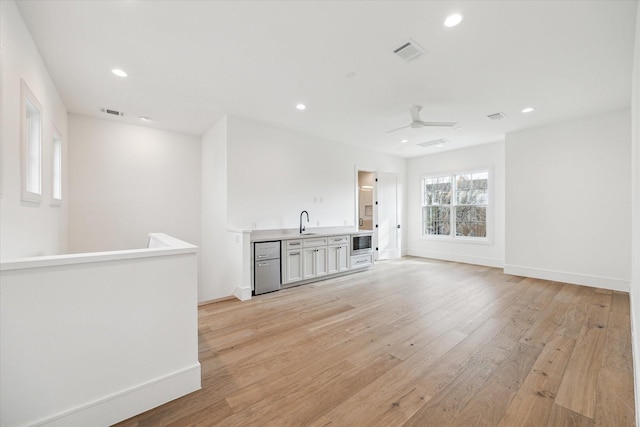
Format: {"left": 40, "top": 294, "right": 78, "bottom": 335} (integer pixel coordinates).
{"left": 51, "top": 129, "right": 62, "bottom": 204}
{"left": 21, "top": 79, "right": 43, "bottom": 203}
{"left": 422, "top": 170, "right": 489, "bottom": 240}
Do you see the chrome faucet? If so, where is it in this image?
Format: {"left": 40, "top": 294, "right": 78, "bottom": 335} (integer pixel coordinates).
{"left": 299, "top": 210, "right": 309, "bottom": 234}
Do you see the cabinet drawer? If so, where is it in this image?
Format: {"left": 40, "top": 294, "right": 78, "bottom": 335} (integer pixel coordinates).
{"left": 286, "top": 239, "right": 303, "bottom": 249}
{"left": 351, "top": 253, "right": 373, "bottom": 269}
{"left": 303, "top": 237, "right": 328, "bottom": 247}
{"left": 328, "top": 235, "right": 349, "bottom": 245}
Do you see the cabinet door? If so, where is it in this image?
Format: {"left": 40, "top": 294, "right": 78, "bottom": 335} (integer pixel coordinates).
{"left": 338, "top": 244, "right": 349, "bottom": 272}
{"left": 303, "top": 248, "right": 317, "bottom": 280}
{"left": 327, "top": 245, "right": 339, "bottom": 275}
{"left": 329, "top": 245, "right": 350, "bottom": 274}
{"left": 285, "top": 250, "right": 303, "bottom": 283}
{"left": 303, "top": 247, "right": 328, "bottom": 279}
{"left": 316, "top": 246, "right": 328, "bottom": 277}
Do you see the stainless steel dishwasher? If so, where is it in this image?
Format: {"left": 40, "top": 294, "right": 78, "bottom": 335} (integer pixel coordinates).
{"left": 254, "top": 241, "right": 281, "bottom": 295}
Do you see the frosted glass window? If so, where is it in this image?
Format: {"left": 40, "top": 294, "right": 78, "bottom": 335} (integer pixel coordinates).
{"left": 21, "top": 80, "right": 43, "bottom": 203}
{"left": 52, "top": 130, "right": 62, "bottom": 203}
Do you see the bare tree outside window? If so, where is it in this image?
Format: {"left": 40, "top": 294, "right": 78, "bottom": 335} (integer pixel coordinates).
{"left": 422, "top": 171, "right": 488, "bottom": 239}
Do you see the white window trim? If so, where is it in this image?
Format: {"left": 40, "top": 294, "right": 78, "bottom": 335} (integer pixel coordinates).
{"left": 51, "top": 126, "right": 62, "bottom": 206}
{"left": 421, "top": 167, "right": 494, "bottom": 245}
{"left": 20, "top": 79, "right": 43, "bottom": 203}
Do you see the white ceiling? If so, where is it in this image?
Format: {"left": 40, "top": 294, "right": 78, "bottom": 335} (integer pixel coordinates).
{"left": 15, "top": 0, "right": 638, "bottom": 158}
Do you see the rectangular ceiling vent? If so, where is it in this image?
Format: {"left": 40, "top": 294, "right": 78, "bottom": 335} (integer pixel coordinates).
{"left": 101, "top": 108, "right": 124, "bottom": 117}
{"left": 486, "top": 112, "right": 507, "bottom": 120}
{"left": 417, "top": 138, "right": 449, "bottom": 148}
{"left": 393, "top": 39, "right": 426, "bottom": 62}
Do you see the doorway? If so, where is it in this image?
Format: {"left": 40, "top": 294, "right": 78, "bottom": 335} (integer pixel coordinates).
{"left": 357, "top": 170, "right": 400, "bottom": 260}
{"left": 357, "top": 171, "right": 375, "bottom": 231}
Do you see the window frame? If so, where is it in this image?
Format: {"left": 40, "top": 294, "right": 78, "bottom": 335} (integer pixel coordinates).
{"left": 421, "top": 168, "right": 493, "bottom": 244}
{"left": 20, "top": 79, "right": 43, "bottom": 203}
{"left": 51, "top": 126, "right": 62, "bottom": 205}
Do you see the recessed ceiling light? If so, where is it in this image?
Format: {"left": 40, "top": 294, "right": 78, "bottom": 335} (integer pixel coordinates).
{"left": 444, "top": 13, "right": 463, "bottom": 28}
{"left": 139, "top": 116, "right": 152, "bottom": 122}
{"left": 522, "top": 107, "right": 535, "bottom": 113}
{"left": 111, "top": 68, "right": 128, "bottom": 78}
{"left": 296, "top": 103, "right": 306, "bottom": 110}
{"left": 401, "top": 139, "right": 408, "bottom": 143}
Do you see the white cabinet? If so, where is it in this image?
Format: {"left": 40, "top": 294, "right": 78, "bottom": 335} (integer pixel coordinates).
{"left": 327, "top": 236, "right": 350, "bottom": 274}
{"left": 303, "top": 246, "right": 328, "bottom": 279}
{"left": 280, "top": 234, "right": 365, "bottom": 286}
{"left": 284, "top": 249, "right": 303, "bottom": 283}
{"left": 328, "top": 244, "right": 349, "bottom": 274}
{"left": 351, "top": 253, "right": 373, "bottom": 269}
{"left": 302, "top": 237, "right": 328, "bottom": 280}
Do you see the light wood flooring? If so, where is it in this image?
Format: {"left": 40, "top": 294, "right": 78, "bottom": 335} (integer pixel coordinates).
{"left": 115, "top": 257, "right": 636, "bottom": 426}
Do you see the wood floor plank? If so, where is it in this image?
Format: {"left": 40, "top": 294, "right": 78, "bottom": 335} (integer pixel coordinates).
{"left": 403, "top": 315, "right": 536, "bottom": 426}
{"left": 112, "top": 258, "right": 635, "bottom": 427}
{"left": 307, "top": 328, "right": 469, "bottom": 427}
{"left": 452, "top": 342, "right": 541, "bottom": 427}
{"left": 497, "top": 334, "right": 576, "bottom": 427}
{"left": 593, "top": 310, "right": 635, "bottom": 426}
{"left": 546, "top": 404, "right": 594, "bottom": 427}
{"left": 611, "top": 291, "right": 631, "bottom": 315}
{"left": 554, "top": 292, "right": 611, "bottom": 418}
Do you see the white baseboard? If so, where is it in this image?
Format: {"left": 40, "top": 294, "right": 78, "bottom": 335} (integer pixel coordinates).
{"left": 35, "top": 364, "right": 201, "bottom": 427}
{"left": 503, "top": 264, "right": 630, "bottom": 292}
{"left": 406, "top": 249, "right": 504, "bottom": 269}
{"left": 629, "top": 289, "right": 640, "bottom": 427}
{"left": 233, "top": 286, "right": 252, "bottom": 301}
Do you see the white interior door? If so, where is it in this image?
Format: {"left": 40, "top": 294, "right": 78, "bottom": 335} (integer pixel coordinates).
{"left": 376, "top": 172, "right": 400, "bottom": 260}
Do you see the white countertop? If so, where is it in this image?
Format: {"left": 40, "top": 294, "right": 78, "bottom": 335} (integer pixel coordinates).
{"left": 250, "top": 227, "right": 373, "bottom": 242}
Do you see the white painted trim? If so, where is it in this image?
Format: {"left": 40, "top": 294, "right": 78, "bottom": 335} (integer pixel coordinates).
{"left": 1, "top": 233, "right": 197, "bottom": 271}
{"left": 233, "top": 285, "right": 252, "bottom": 301}
{"left": 504, "top": 264, "right": 630, "bottom": 292}
{"left": 630, "top": 289, "right": 640, "bottom": 427}
{"left": 30, "top": 364, "right": 201, "bottom": 427}
{"left": 406, "top": 248, "right": 504, "bottom": 268}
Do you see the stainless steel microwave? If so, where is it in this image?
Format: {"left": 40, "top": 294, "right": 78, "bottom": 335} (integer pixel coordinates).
{"left": 351, "top": 233, "right": 373, "bottom": 255}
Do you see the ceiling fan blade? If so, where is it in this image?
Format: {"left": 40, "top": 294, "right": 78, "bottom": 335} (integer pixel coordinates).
{"left": 419, "top": 121, "right": 457, "bottom": 127}
{"left": 385, "top": 124, "right": 411, "bottom": 133}
{"left": 409, "top": 105, "right": 422, "bottom": 122}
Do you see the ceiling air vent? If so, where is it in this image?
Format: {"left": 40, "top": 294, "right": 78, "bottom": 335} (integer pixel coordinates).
{"left": 417, "top": 138, "right": 449, "bottom": 148}
{"left": 393, "top": 39, "right": 426, "bottom": 62}
{"left": 486, "top": 112, "right": 507, "bottom": 120}
{"left": 101, "top": 108, "right": 124, "bottom": 117}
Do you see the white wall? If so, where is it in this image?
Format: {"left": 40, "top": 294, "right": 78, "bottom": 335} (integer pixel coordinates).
{"left": 68, "top": 114, "right": 201, "bottom": 253}
{"left": 629, "top": 2, "right": 640, "bottom": 424}
{"left": 200, "top": 116, "right": 238, "bottom": 301}
{"left": 198, "top": 115, "right": 407, "bottom": 302}
{"left": 406, "top": 141, "right": 505, "bottom": 267}
{"left": 226, "top": 115, "right": 407, "bottom": 232}
{"left": 0, "top": 235, "right": 200, "bottom": 426}
{"left": 505, "top": 109, "right": 632, "bottom": 291}
{"left": 0, "top": 0, "right": 69, "bottom": 259}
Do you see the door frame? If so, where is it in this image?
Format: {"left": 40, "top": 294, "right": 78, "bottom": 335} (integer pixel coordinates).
{"left": 355, "top": 167, "right": 378, "bottom": 260}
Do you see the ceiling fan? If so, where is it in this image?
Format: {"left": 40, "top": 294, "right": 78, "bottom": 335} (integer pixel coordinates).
{"left": 386, "top": 105, "right": 456, "bottom": 133}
